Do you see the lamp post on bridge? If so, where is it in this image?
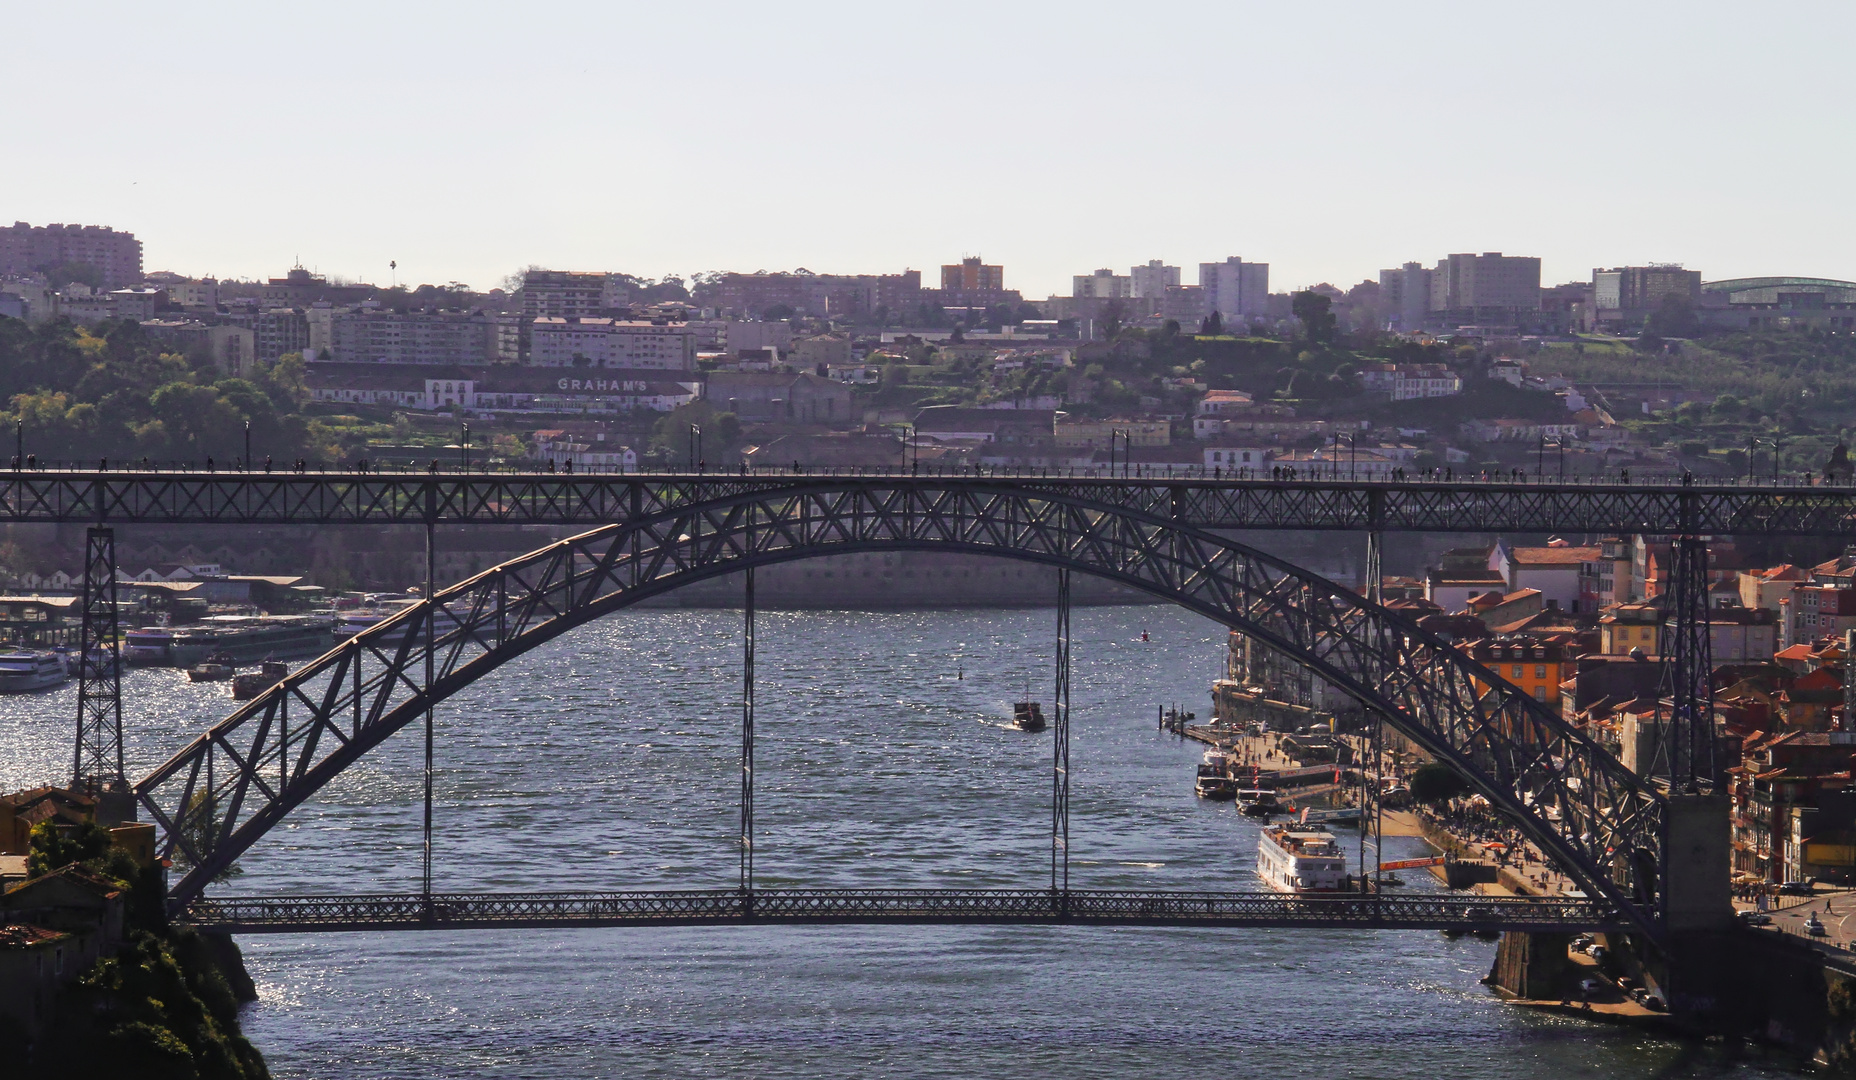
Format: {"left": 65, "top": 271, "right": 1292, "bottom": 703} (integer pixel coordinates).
{"left": 244, "top": 420, "right": 251, "bottom": 471}
{"left": 689, "top": 424, "right": 703, "bottom": 472}
{"left": 461, "top": 423, "right": 471, "bottom": 472}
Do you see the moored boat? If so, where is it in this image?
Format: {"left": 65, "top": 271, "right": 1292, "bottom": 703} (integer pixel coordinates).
{"left": 1237, "top": 788, "right": 1284, "bottom": 817}
{"left": 1256, "top": 822, "right": 1351, "bottom": 894}
{"left": 334, "top": 603, "right": 462, "bottom": 644}
{"left": 124, "top": 627, "right": 175, "bottom": 665}
{"left": 1194, "top": 766, "right": 1238, "bottom": 800}
{"left": 0, "top": 650, "right": 70, "bottom": 692}
{"left": 167, "top": 615, "right": 336, "bottom": 668}
{"left": 60, "top": 645, "right": 119, "bottom": 676}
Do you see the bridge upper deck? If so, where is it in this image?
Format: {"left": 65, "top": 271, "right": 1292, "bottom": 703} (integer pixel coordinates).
{"left": 1, "top": 467, "right": 1850, "bottom": 534}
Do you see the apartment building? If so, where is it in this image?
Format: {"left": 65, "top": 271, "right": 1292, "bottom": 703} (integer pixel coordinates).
{"left": 1072, "top": 268, "right": 1131, "bottom": 299}
{"left": 522, "top": 271, "right": 628, "bottom": 320}
{"left": 223, "top": 308, "right": 311, "bottom": 362}
{"left": 1788, "top": 584, "right": 1856, "bottom": 648}
{"left": 315, "top": 309, "right": 501, "bottom": 366}
{"left": 1198, "top": 257, "right": 1269, "bottom": 323}
{"left": 1054, "top": 417, "right": 1169, "bottom": 449}
{"left": 1129, "top": 260, "right": 1181, "bottom": 299}
{"left": 1377, "top": 262, "right": 1433, "bottom": 331}
{"left": 140, "top": 321, "right": 256, "bottom": 375}
{"left": 1462, "top": 637, "right": 1566, "bottom": 704}
{"left": 1428, "top": 252, "right": 1541, "bottom": 329}
{"left": 941, "top": 257, "right": 1004, "bottom": 292}
{"left": 0, "top": 221, "right": 143, "bottom": 287}
{"left": 1591, "top": 265, "right": 1701, "bottom": 331}
{"left": 528, "top": 318, "right": 696, "bottom": 370}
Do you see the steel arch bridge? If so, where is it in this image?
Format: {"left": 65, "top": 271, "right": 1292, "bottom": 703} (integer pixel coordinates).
{"left": 134, "top": 480, "right": 1668, "bottom": 933}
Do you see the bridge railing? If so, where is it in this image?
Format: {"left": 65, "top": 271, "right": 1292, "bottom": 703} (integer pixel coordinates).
{"left": 0, "top": 458, "right": 1844, "bottom": 487}
{"left": 178, "top": 888, "right": 1623, "bottom": 932}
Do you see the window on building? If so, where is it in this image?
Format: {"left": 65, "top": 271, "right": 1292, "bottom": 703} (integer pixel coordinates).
{"left": 1511, "top": 665, "right": 1523, "bottom": 678}
{"left": 1535, "top": 665, "right": 1546, "bottom": 678}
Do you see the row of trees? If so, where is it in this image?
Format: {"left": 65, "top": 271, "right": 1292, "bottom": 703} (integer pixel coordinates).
{"left": 0, "top": 317, "right": 337, "bottom": 463}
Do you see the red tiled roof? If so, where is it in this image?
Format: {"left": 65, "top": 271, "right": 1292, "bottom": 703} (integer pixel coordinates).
{"left": 0, "top": 923, "right": 67, "bottom": 948}
{"left": 1508, "top": 546, "right": 1601, "bottom": 566}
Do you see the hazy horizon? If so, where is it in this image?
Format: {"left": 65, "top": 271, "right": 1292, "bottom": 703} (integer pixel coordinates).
{"left": 8, "top": 1, "right": 1852, "bottom": 298}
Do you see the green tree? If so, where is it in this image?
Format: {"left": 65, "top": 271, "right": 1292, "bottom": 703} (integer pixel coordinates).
{"left": 1408, "top": 762, "right": 1469, "bottom": 806}
{"left": 27, "top": 818, "right": 113, "bottom": 877}
{"left": 1291, "top": 290, "right": 1337, "bottom": 346}
{"left": 650, "top": 402, "right": 741, "bottom": 463}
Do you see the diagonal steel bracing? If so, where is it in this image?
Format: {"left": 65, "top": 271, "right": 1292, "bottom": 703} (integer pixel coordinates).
{"left": 134, "top": 482, "right": 1669, "bottom": 935}
{"left": 0, "top": 468, "right": 1848, "bottom": 533}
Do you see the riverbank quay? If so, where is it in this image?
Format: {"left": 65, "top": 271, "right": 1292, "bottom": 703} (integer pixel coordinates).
{"left": 1386, "top": 796, "right": 1856, "bottom": 1066}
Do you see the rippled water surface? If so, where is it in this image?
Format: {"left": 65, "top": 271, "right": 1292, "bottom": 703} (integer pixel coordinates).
{"left": 0, "top": 603, "right": 1805, "bottom": 1078}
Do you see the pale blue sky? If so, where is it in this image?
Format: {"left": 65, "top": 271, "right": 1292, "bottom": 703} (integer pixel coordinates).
{"left": 7, "top": 2, "right": 1849, "bottom": 297}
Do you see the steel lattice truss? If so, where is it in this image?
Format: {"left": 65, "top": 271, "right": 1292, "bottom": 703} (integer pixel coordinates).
{"left": 180, "top": 888, "right": 1622, "bottom": 934}
{"left": 73, "top": 528, "right": 123, "bottom": 789}
{"left": 135, "top": 483, "right": 1668, "bottom": 931}
{"left": 1, "top": 469, "right": 1854, "bottom": 534}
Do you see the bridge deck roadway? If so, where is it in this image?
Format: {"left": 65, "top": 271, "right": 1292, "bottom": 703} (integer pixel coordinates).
{"left": 3, "top": 468, "right": 1851, "bottom": 534}
{"left": 178, "top": 889, "right": 1622, "bottom": 934}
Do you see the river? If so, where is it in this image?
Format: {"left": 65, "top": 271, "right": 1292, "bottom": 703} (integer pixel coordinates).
{"left": 0, "top": 604, "right": 1806, "bottom": 1078}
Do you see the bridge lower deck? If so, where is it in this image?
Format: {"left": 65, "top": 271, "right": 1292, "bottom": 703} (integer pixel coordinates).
{"left": 179, "top": 888, "right": 1620, "bottom": 934}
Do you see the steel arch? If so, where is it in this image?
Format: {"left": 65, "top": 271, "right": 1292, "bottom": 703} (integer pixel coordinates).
{"left": 134, "top": 481, "right": 1667, "bottom": 931}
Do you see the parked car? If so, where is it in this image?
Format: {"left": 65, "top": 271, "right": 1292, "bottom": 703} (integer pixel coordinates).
{"left": 1780, "top": 881, "right": 1816, "bottom": 896}
{"left": 1740, "top": 910, "right": 1773, "bottom": 926}
{"left": 1579, "top": 976, "right": 1610, "bottom": 996}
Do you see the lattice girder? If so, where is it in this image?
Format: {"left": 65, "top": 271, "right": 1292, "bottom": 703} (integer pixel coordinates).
{"left": 134, "top": 482, "right": 1667, "bottom": 931}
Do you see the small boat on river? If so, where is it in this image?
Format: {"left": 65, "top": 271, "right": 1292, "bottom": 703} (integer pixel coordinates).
{"left": 232, "top": 659, "right": 291, "bottom": 700}
{"left": 1013, "top": 701, "right": 1047, "bottom": 732}
{"left": 187, "top": 653, "right": 238, "bottom": 683}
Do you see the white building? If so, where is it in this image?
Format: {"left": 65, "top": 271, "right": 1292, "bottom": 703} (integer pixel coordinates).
{"left": 532, "top": 430, "right": 638, "bottom": 470}
{"left": 529, "top": 318, "right": 696, "bottom": 370}
{"left": 1072, "top": 269, "right": 1131, "bottom": 299}
{"left": 1203, "top": 445, "right": 1271, "bottom": 471}
{"left": 305, "top": 364, "right": 699, "bottom": 413}
{"left": 1490, "top": 540, "right": 1600, "bottom": 613}
{"left": 1358, "top": 363, "right": 1462, "bottom": 400}
{"left": 1377, "top": 262, "right": 1433, "bottom": 331}
{"left": 1198, "top": 257, "right": 1269, "bottom": 323}
{"left": 1130, "top": 260, "right": 1181, "bottom": 299}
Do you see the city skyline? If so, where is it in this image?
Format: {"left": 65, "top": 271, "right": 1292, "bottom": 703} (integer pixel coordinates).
{"left": 7, "top": 2, "right": 1856, "bottom": 297}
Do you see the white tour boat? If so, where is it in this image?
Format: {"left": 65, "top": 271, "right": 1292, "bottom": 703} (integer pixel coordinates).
{"left": 0, "top": 650, "right": 72, "bottom": 692}
{"left": 1256, "top": 822, "right": 1350, "bottom": 894}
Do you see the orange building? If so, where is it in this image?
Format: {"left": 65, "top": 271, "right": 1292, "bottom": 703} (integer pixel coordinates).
{"left": 1461, "top": 637, "right": 1569, "bottom": 704}
{"left": 1599, "top": 601, "right": 1661, "bottom": 655}
{"left": 940, "top": 256, "right": 1004, "bottom": 292}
